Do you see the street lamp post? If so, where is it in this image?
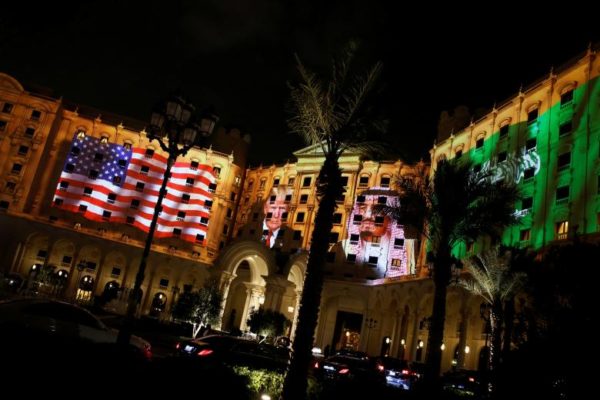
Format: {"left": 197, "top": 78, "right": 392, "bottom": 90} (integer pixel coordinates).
{"left": 117, "top": 95, "right": 218, "bottom": 345}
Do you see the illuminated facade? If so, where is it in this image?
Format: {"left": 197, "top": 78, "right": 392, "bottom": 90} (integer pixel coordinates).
{"left": 0, "top": 72, "right": 246, "bottom": 314}
{"left": 2, "top": 44, "right": 598, "bottom": 374}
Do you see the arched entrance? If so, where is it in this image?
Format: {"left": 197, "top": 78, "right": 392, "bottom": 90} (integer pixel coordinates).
{"left": 150, "top": 292, "right": 167, "bottom": 317}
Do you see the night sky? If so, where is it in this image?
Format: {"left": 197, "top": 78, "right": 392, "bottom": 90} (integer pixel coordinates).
{"left": 2, "top": 1, "right": 599, "bottom": 165}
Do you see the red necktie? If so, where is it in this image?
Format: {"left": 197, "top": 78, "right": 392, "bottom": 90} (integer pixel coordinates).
{"left": 266, "top": 231, "right": 272, "bottom": 247}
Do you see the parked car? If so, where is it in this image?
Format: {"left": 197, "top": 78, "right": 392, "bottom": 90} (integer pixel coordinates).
{"left": 441, "top": 369, "right": 482, "bottom": 396}
{"left": 316, "top": 353, "right": 386, "bottom": 386}
{"left": 378, "top": 357, "right": 419, "bottom": 390}
{"left": 0, "top": 298, "right": 151, "bottom": 359}
{"left": 175, "top": 334, "right": 290, "bottom": 370}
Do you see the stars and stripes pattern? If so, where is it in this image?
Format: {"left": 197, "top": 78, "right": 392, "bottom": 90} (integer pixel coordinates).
{"left": 52, "top": 133, "right": 216, "bottom": 244}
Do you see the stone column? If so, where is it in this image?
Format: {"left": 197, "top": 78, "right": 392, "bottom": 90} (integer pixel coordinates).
{"left": 407, "top": 309, "right": 420, "bottom": 361}
{"left": 216, "top": 271, "right": 236, "bottom": 330}
{"left": 263, "top": 276, "right": 293, "bottom": 313}
{"left": 239, "top": 283, "right": 264, "bottom": 331}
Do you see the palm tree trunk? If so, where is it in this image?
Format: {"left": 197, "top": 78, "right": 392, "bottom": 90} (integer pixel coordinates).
{"left": 425, "top": 254, "right": 451, "bottom": 389}
{"left": 502, "top": 297, "right": 515, "bottom": 359}
{"left": 282, "top": 158, "right": 341, "bottom": 400}
{"left": 487, "top": 303, "right": 503, "bottom": 396}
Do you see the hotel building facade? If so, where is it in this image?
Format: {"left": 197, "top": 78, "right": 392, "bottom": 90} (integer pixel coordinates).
{"left": 2, "top": 45, "right": 599, "bottom": 373}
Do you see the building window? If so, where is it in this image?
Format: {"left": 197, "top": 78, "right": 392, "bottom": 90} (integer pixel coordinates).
{"left": 5, "top": 181, "right": 16, "bottom": 192}
{"left": 300, "top": 194, "right": 308, "bottom": 204}
{"left": 54, "top": 198, "right": 63, "bottom": 206}
{"left": 394, "top": 238, "right": 405, "bottom": 248}
{"left": 375, "top": 216, "right": 384, "bottom": 226}
{"left": 527, "top": 108, "right": 538, "bottom": 124}
{"left": 83, "top": 187, "right": 93, "bottom": 196}
{"left": 195, "top": 234, "right": 205, "bottom": 243}
{"left": 476, "top": 138, "right": 484, "bottom": 149}
{"left": 293, "top": 230, "right": 302, "bottom": 240}
{"left": 186, "top": 178, "right": 195, "bottom": 186}
{"left": 0, "top": 120, "right": 6, "bottom": 131}
{"left": 145, "top": 148, "right": 154, "bottom": 158}
{"left": 523, "top": 167, "right": 535, "bottom": 180}
{"left": 273, "top": 178, "right": 280, "bottom": 186}
{"left": 522, "top": 197, "right": 533, "bottom": 210}
{"left": 25, "top": 127, "right": 35, "bottom": 138}
{"left": 259, "top": 179, "right": 266, "bottom": 190}
{"left": 296, "top": 212, "right": 305, "bottom": 223}
{"left": 107, "top": 193, "right": 117, "bottom": 203}
{"left": 30, "top": 110, "right": 42, "bottom": 120}
{"left": 371, "top": 236, "right": 381, "bottom": 245}
{"left": 556, "top": 186, "right": 569, "bottom": 203}
{"left": 112, "top": 175, "right": 122, "bottom": 185}
{"left": 356, "top": 195, "right": 365, "bottom": 203}
{"left": 177, "top": 211, "right": 186, "bottom": 221}
{"left": 519, "top": 229, "right": 530, "bottom": 242}
{"left": 88, "top": 169, "right": 99, "bottom": 179}
{"left": 126, "top": 216, "right": 135, "bottom": 224}
{"left": 208, "top": 183, "right": 217, "bottom": 193}
{"left": 130, "top": 199, "right": 140, "bottom": 209}
{"left": 2, "top": 103, "right": 14, "bottom": 113}
{"left": 136, "top": 182, "right": 145, "bottom": 191}
{"left": 123, "top": 142, "right": 132, "bottom": 151}
{"left": 377, "top": 196, "right": 387, "bottom": 205}
{"left": 226, "top": 208, "right": 233, "bottom": 218}
{"left": 204, "top": 199, "right": 213, "bottom": 209}
{"left": 140, "top": 165, "right": 150, "bottom": 174}
{"left": 190, "top": 160, "right": 199, "bottom": 170}
{"left": 230, "top": 192, "right": 236, "bottom": 201}
{"left": 368, "top": 256, "right": 378, "bottom": 265}
{"left": 333, "top": 213, "right": 342, "bottom": 224}
{"left": 353, "top": 214, "right": 362, "bottom": 224}
{"left": 380, "top": 176, "right": 390, "bottom": 187}
{"left": 347, "top": 254, "right": 356, "bottom": 263}
{"left": 200, "top": 217, "right": 209, "bottom": 225}
{"left": 100, "top": 136, "right": 109, "bottom": 144}
{"left": 499, "top": 124, "right": 509, "bottom": 138}
{"left": 0, "top": 200, "right": 9, "bottom": 210}
{"left": 341, "top": 176, "right": 349, "bottom": 187}
{"left": 182, "top": 193, "right": 190, "bottom": 203}
{"left": 329, "top": 232, "right": 339, "bottom": 243}
{"left": 497, "top": 151, "right": 507, "bottom": 163}
{"left": 359, "top": 175, "right": 369, "bottom": 187}
{"left": 288, "top": 177, "right": 295, "bottom": 186}
{"left": 391, "top": 259, "right": 401, "bottom": 267}
{"left": 350, "top": 234, "right": 359, "bottom": 243}
{"left": 281, "top": 212, "right": 288, "bottom": 221}
{"left": 525, "top": 138, "right": 537, "bottom": 152}
{"left": 559, "top": 120, "right": 572, "bottom": 137}
{"left": 159, "top": 279, "right": 169, "bottom": 288}
{"left": 557, "top": 152, "right": 571, "bottom": 170}
{"left": 455, "top": 149, "right": 463, "bottom": 159}
{"left": 556, "top": 221, "right": 569, "bottom": 240}
{"left": 79, "top": 204, "right": 88, "bottom": 213}
{"left": 102, "top": 210, "right": 112, "bottom": 220}
{"left": 302, "top": 177, "right": 312, "bottom": 187}
{"left": 111, "top": 267, "right": 121, "bottom": 276}
{"left": 561, "top": 89, "right": 574, "bottom": 106}
{"left": 222, "top": 225, "right": 228, "bottom": 235}
{"left": 11, "top": 163, "right": 22, "bottom": 174}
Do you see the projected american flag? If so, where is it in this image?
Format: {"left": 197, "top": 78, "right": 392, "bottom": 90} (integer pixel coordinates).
{"left": 52, "top": 133, "right": 216, "bottom": 244}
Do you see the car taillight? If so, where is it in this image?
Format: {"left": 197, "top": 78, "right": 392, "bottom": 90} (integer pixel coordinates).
{"left": 175, "top": 342, "right": 181, "bottom": 350}
{"left": 197, "top": 349, "right": 214, "bottom": 357}
{"left": 314, "top": 361, "right": 319, "bottom": 369}
{"left": 338, "top": 368, "right": 350, "bottom": 374}
{"left": 468, "top": 377, "right": 475, "bottom": 382}
{"left": 377, "top": 364, "right": 385, "bottom": 372}
{"left": 402, "top": 369, "right": 410, "bottom": 375}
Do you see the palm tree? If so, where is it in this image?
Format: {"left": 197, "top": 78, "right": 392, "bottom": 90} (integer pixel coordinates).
{"left": 380, "top": 159, "right": 520, "bottom": 386}
{"left": 281, "top": 43, "right": 385, "bottom": 400}
{"left": 460, "top": 245, "right": 526, "bottom": 394}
